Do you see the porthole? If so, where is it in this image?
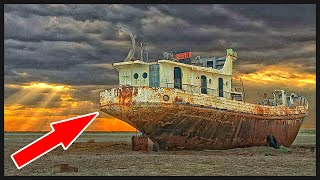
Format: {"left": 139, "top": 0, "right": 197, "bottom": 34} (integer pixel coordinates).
{"left": 134, "top": 73, "right": 139, "bottom": 79}
{"left": 163, "top": 95, "right": 170, "bottom": 101}
{"left": 142, "top": 72, "right": 148, "bottom": 78}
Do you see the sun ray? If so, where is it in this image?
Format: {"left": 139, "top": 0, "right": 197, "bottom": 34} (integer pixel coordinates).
{"left": 5, "top": 88, "right": 35, "bottom": 104}
{"left": 30, "top": 90, "right": 60, "bottom": 116}
{"left": 5, "top": 88, "right": 49, "bottom": 106}
{"left": 4, "top": 82, "right": 75, "bottom": 131}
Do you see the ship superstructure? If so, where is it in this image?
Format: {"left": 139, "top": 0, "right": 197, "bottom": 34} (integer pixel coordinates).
{"left": 100, "top": 27, "right": 308, "bottom": 150}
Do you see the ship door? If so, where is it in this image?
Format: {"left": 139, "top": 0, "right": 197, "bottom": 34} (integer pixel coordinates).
{"left": 122, "top": 69, "right": 132, "bottom": 86}
{"left": 201, "top": 75, "right": 207, "bottom": 94}
{"left": 149, "top": 64, "right": 160, "bottom": 87}
{"left": 174, "top": 67, "right": 182, "bottom": 89}
{"left": 218, "top": 78, "right": 223, "bottom": 97}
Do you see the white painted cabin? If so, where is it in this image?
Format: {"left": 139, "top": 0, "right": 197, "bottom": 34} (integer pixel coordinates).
{"left": 112, "top": 49, "right": 243, "bottom": 101}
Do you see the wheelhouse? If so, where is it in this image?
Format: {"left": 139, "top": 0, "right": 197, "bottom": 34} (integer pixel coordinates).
{"left": 113, "top": 48, "right": 241, "bottom": 100}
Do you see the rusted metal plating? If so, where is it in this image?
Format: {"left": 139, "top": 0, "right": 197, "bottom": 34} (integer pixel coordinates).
{"left": 100, "top": 86, "right": 307, "bottom": 150}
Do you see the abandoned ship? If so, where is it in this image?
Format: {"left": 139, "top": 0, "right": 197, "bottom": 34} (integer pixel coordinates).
{"left": 100, "top": 26, "right": 309, "bottom": 150}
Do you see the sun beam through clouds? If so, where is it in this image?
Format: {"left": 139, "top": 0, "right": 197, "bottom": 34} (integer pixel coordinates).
{"left": 4, "top": 4, "right": 316, "bottom": 131}
{"left": 4, "top": 82, "right": 136, "bottom": 132}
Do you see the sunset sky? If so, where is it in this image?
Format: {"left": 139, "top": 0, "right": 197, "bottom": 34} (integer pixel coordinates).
{"left": 4, "top": 4, "right": 316, "bottom": 131}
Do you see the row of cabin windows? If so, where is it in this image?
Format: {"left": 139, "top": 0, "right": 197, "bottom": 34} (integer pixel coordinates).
{"left": 201, "top": 77, "right": 228, "bottom": 86}
{"left": 200, "top": 76, "right": 227, "bottom": 96}
{"left": 174, "top": 67, "right": 227, "bottom": 97}
{"left": 194, "top": 77, "right": 228, "bottom": 87}
{"left": 132, "top": 67, "right": 226, "bottom": 97}
{"left": 133, "top": 72, "right": 148, "bottom": 79}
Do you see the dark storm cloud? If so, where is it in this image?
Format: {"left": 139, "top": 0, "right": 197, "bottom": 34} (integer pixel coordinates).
{"left": 155, "top": 4, "right": 269, "bottom": 32}
{"left": 224, "top": 4, "right": 316, "bottom": 28}
{"left": 4, "top": 4, "right": 316, "bottom": 89}
{"left": 4, "top": 65, "right": 119, "bottom": 86}
{"left": 4, "top": 4, "right": 145, "bottom": 32}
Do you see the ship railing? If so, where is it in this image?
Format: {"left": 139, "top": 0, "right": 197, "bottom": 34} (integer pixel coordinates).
{"left": 114, "top": 83, "right": 228, "bottom": 97}
{"left": 110, "top": 83, "right": 233, "bottom": 98}
{"left": 259, "top": 95, "right": 308, "bottom": 109}
{"left": 294, "top": 96, "right": 309, "bottom": 110}
{"left": 103, "top": 85, "right": 307, "bottom": 110}
{"left": 164, "top": 82, "right": 234, "bottom": 99}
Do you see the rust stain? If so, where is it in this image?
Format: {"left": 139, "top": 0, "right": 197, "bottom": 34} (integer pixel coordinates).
{"left": 174, "top": 96, "right": 183, "bottom": 103}
{"left": 115, "top": 86, "right": 138, "bottom": 105}
{"left": 131, "top": 135, "right": 148, "bottom": 151}
{"left": 100, "top": 86, "right": 307, "bottom": 150}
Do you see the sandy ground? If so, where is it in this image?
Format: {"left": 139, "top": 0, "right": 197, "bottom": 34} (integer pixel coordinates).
{"left": 4, "top": 141, "right": 316, "bottom": 176}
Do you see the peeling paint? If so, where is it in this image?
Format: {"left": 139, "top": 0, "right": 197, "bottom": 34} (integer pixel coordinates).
{"left": 100, "top": 86, "right": 307, "bottom": 150}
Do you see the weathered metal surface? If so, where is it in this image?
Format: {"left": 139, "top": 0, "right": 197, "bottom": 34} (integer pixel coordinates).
{"left": 100, "top": 86, "right": 308, "bottom": 150}
{"left": 100, "top": 86, "right": 308, "bottom": 116}
{"left": 131, "top": 135, "right": 148, "bottom": 151}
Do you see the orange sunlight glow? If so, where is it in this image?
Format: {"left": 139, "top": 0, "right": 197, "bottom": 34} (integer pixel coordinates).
{"left": 22, "top": 82, "right": 70, "bottom": 91}
{"left": 237, "top": 65, "right": 316, "bottom": 87}
{"left": 4, "top": 111, "right": 136, "bottom": 132}
{"left": 5, "top": 81, "right": 136, "bottom": 132}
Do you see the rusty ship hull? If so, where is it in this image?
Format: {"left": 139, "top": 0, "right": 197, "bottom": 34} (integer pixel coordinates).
{"left": 100, "top": 86, "right": 308, "bottom": 150}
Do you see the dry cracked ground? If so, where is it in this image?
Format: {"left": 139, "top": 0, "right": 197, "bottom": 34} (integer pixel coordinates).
{"left": 4, "top": 142, "right": 316, "bottom": 176}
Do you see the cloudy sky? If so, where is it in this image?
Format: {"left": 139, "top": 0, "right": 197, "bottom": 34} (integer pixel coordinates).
{"left": 4, "top": 4, "right": 316, "bottom": 131}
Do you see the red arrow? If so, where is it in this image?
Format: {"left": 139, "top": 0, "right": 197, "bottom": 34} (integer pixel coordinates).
{"left": 11, "top": 112, "right": 99, "bottom": 169}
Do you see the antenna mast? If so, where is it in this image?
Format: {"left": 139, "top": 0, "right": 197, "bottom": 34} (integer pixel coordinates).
{"left": 140, "top": 42, "right": 148, "bottom": 62}
{"left": 240, "top": 78, "right": 246, "bottom": 102}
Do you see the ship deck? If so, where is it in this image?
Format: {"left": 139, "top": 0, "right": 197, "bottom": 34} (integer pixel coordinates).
{"left": 100, "top": 86, "right": 308, "bottom": 150}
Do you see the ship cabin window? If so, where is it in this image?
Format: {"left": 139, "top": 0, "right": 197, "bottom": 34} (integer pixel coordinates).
{"left": 218, "top": 78, "right": 224, "bottom": 97}
{"left": 215, "top": 58, "right": 226, "bottom": 70}
{"left": 134, "top": 73, "right": 139, "bottom": 79}
{"left": 231, "top": 93, "right": 243, "bottom": 101}
{"left": 142, "top": 72, "right": 148, "bottom": 79}
{"left": 174, "top": 67, "right": 182, "bottom": 89}
{"left": 201, "top": 75, "right": 207, "bottom": 94}
{"left": 206, "top": 61, "right": 214, "bottom": 68}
